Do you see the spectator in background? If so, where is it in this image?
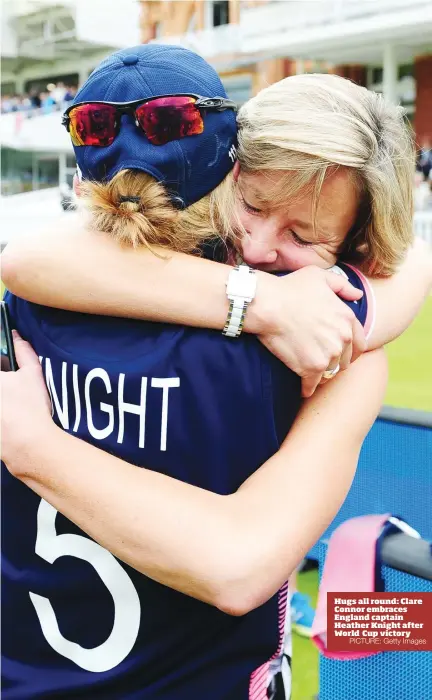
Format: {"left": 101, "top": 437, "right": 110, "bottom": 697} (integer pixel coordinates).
{"left": 40, "top": 90, "right": 56, "bottom": 114}
{"left": 415, "top": 139, "right": 432, "bottom": 210}
{"left": 52, "top": 81, "right": 67, "bottom": 104}
{"left": 1, "top": 82, "right": 79, "bottom": 114}
{"left": 21, "top": 96, "right": 32, "bottom": 111}
{"left": 1, "top": 95, "right": 13, "bottom": 113}
{"left": 64, "top": 85, "right": 78, "bottom": 102}
{"left": 10, "top": 96, "right": 21, "bottom": 112}
{"left": 29, "top": 89, "right": 41, "bottom": 109}
{"left": 417, "top": 139, "right": 432, "bottom": 181}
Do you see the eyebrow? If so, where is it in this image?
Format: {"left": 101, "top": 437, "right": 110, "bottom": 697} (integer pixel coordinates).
{"left": 242, "top": 186, "right": 267, "bottom": 205}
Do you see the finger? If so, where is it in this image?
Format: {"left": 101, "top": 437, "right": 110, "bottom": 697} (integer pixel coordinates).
{"left": 350, "top": 319, "right": 367, "bottom": 363}
{"left": 11, "top": 331, "right": 41, "bottom": 369}
{"left": 319, "top": 353, "right": 343, "bottom": 389}
{"left": 325, "top": 356, "right": 341, "bottom": 372}
{"left": 339, "top": 341, "right": 352, "bottom": 372}
{"left": 325, "top": 272, "right": 363, "bottom": 302}
{"left": 301, "top": 373, "right": 322, "bottom": 399}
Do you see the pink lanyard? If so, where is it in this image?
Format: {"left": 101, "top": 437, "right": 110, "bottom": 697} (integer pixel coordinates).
{"left": 311, "top": 514, "right": 419, "bottom": 660}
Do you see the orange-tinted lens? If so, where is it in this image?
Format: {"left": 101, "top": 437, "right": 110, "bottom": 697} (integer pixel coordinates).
{"left": 135, "top": 96, "right": 204, "bottom": 146}
{"left": 68, "top": 104, "right": 117, "bottom": 146}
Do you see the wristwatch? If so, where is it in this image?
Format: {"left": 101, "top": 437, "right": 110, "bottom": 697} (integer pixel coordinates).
{"left": 223, "top": 264, "right": 257, "bottom": 338}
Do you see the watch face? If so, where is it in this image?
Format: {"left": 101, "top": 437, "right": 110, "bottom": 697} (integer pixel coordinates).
{"left": 226, "top": 267, "right": 257, "bottom": 301}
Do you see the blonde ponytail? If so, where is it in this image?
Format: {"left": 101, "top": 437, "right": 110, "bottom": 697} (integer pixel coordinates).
{"left": 79, "top": 170, "right": 178, "bottom": 250}
{"left": 79, "top": 168, "right": 234, "bottom": 254}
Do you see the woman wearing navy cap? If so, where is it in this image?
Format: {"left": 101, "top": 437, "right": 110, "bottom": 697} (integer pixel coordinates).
{"left": 1, "top": 45, "right": 430, "bottom": 699}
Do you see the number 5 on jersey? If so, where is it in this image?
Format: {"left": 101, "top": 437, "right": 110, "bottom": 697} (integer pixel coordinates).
{"left": 29, "top": 499, "right": 141, "bottom": 672}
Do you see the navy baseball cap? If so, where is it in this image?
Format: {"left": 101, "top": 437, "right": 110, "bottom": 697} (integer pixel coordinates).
{"left": 71, "top": 44, "right": 238, "bottom": 207}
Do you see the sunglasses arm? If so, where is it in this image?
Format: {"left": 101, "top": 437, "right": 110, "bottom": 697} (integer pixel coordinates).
{"left": 195, "top": 97, "right": 237, "bottom": 112}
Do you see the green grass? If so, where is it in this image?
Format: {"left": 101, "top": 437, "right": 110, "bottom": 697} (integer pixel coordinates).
{"left": 385, "top": 295, "right": 432, "bottom": 411}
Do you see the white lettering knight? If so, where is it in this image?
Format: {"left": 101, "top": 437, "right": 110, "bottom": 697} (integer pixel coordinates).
{"left": 39, "top": 357, "right": 180, "bottom": 451}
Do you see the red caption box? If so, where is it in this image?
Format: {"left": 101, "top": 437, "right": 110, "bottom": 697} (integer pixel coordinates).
{"left": 327, "top": 592, "right": 432, "bottom": 652}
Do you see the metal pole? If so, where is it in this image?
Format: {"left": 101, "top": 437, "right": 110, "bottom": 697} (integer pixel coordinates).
{"left": 382, "top": 43, "right": 398, "bottom": 103}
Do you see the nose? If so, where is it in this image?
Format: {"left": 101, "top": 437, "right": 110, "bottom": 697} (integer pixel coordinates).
{"left": 241, "top": 232, "right": 278, "bottom": 266}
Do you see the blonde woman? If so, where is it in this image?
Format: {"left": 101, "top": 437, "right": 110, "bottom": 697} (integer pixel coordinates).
{"left": 1, "top": 46, "right": 431, "bottom": 700}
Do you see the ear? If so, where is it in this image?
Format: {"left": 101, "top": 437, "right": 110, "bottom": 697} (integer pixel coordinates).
{"left": 233, "top": 161, "right": 240, "bottom": 181}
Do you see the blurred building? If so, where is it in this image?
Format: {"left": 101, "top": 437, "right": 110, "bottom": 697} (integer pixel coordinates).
{"left": 1, "top": 0, "right": 431, "bottom": 201}
{"left": 1, "top": 0, "right": 140, "bottom": 194}
{"left": 143, "top": 0, "right": 432, "bottom": 144}
{"left": 2, "top": 0, "right": 140, "bottom": 93}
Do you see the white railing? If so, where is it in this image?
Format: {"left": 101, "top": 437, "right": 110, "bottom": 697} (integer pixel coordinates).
{"left": 413, "top": 211, "right": 432, "bottom": 246}
{"left": 240, "top": 0, "right": 432, "bottom": 53}
{"left": 1, "top": 106, "right": 72, "bottom": 152}
{"left": 1, "top": 100, "right": 66, "bottom": 120}
{"left": 330, "top": 0, "right": 431, "bottom": 22}
{"left": 241, "top": 0, "right": 431, "bottom": 33}
{"left": 151, "top": 23, "right": 240, "bottom": 60}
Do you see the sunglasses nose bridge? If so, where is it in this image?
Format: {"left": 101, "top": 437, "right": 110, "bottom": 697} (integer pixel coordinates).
{"left": 118, "top": 109, "right": 144, "bottom": 140}
{"left": 116, "top": 107, "right": 135, "bottom": 128}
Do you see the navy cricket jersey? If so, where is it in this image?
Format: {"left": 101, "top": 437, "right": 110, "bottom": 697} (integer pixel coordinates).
{"left": 2, "top": 264, "right": 370, "bottom": 700}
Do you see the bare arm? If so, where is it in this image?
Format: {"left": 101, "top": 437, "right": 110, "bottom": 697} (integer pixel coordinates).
{"left": 1, "top": 219, "right": 236, "bottom": 331}
{"left": 366, "top": 237, "right": 432, "bottom": 349}
{"left": 3, "top": 223, "right": 430, "bottom": 353}
{"left": 3, "top": 223, "right": 431, "bottom": 356}
{"left": 1, "top": 221, "right": 369, "bottom": 397}
{"left": 2, "top": 339, "right": 387, "bottom": 615}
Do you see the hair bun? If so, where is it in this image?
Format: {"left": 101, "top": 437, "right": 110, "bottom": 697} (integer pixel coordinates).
{"left": 119, "top": 196, "right": 141, "bottom": 204}
{"left": 118, "top": 195, "right": 141, "bottom": 213}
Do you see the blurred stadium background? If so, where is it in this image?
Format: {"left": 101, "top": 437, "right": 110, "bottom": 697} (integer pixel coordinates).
{"left": 1, "top": 2, "right": 431, "bottom": 699}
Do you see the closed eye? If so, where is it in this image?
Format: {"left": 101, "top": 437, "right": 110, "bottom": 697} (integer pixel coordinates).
{"left": 290, "top": 230, "right": 314, "bottom": 247}
{"left": 240, "top": 194, "right": 262, "bottom": 216}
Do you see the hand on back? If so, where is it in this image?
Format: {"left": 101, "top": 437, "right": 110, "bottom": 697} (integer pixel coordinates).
{"left": 256, "top": 266, "right": 367, "bottom": 397}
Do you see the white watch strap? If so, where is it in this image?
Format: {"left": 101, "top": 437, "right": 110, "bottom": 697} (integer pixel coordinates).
{"left": 223, "top": 265, "right": 256, "bottom": 338}
{"left": 223, "top": 298, "right": 248, "bottom": 338}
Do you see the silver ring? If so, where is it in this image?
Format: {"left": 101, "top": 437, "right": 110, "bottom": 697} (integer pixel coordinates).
{"left": 322, "top": 363, "right": 340, "bottom": 380}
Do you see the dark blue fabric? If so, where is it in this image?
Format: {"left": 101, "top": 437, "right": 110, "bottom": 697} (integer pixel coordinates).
{"left": 2, "top": 263, "right": 367, "bottom": 699}
{"left": 331, "top": 264, "right": 368, "bottom": 328}
{"left": 72, "top": 45, "right": 237, "bottom": 207}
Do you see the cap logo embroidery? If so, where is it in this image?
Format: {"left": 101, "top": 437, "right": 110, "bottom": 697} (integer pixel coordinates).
{"left": 228, "top": 145, "right": 237, "bottom": 163}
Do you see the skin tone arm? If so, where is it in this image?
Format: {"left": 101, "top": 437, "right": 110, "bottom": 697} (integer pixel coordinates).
{"left": 1, "top": 221, "right": 366, "bottom": 398}
{"left": 2, "top": 224, "right": 431, "bottom": 371}
{"left": 362, "top": 236, "right": 432, "bottom": 348}
{"left": 1, "top": 334, "right": 387, "bottom": 616}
